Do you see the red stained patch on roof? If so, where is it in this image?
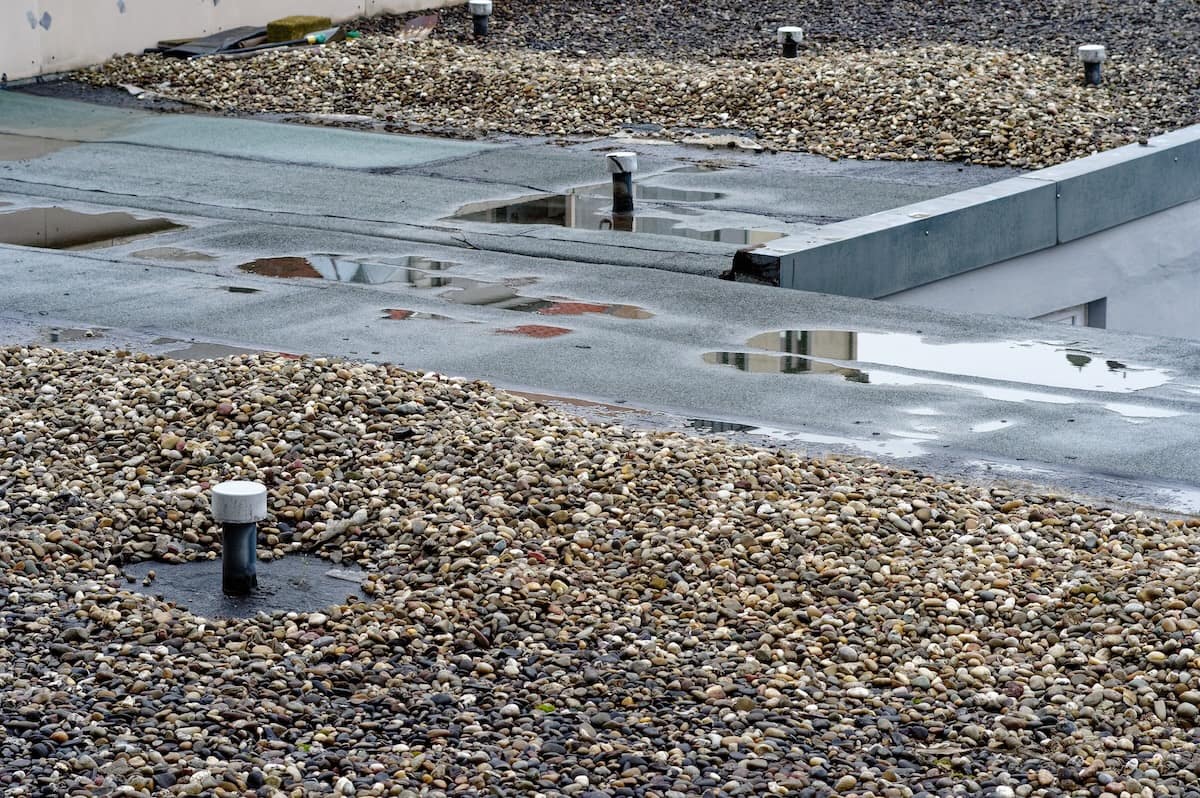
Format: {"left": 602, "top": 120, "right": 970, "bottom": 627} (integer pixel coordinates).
{"left": 537, "top": 301, "right": 610, "bottom": 316}
{"left": 496, "top": 324, "right": 572, "bottom": 338}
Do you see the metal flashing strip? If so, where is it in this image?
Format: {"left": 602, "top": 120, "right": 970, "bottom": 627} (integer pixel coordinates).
{"left": 761, "top": 122, "right": 1200, "bottom": 298}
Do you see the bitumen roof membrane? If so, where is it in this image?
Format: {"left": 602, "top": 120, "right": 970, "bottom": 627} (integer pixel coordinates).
{"left": 1, "top": 88, "right": 1197, "bottom": 514}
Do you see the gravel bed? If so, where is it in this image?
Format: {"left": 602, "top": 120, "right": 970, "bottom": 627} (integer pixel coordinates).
{"left": 3, "top": 346, "right": 1200, "bottom": 796}
{"left": 360, "top": 0, "right": 1200, "bottom": 61}
{"left": 76, "top": 1, "right": 1200, "bottom": 168}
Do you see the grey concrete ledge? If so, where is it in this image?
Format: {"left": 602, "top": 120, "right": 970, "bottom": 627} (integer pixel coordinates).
{"left": 744, "top": 124, "right": 1200, "bottom": 298}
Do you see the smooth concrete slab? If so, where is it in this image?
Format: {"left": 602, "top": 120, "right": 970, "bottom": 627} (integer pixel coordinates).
{"left": 3, "top": 143, "right": 521, "bottom": 223}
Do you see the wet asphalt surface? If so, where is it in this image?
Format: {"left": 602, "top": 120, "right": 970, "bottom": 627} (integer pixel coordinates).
{"left": 1, "top": 90, "right": 1199, "bottom": 515}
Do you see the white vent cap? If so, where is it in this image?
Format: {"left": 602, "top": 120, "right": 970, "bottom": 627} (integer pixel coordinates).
{"left": 212, "top": 481, "right": 268, "bottom": 524}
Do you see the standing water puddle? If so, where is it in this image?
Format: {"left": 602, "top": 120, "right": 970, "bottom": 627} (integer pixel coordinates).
{"left": 685, "top": 417, "right": 934, "bottom": 459}
{"left": 704, "top": 330, "right": 1169, "bottom": 393}
{"left": 240, "top": 255, "right": 457, "bottom": 283}
{"left": 240, "top": 254, "right": 653, "bottom": 318}
{"left": 383, "top": 309, "right": 455, "bottom": 321}
{"left": 238, "top": 256, "right": 324, "bottom": 278}
{"left": 437, "top": 279, "right": 652, "bottom": 318}
{"left": 451, "top": 182, "right": 787, "bottom": 245}
{"left": 0, "top": 206, "right": 183, "bottom": 250}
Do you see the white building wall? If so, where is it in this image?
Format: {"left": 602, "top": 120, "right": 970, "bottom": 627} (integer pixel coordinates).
{"left": 885, "top": 198, "right": 1200, "bottom": 340}
{"left": 2, "top": 0, "right": 464, "bottom": 82}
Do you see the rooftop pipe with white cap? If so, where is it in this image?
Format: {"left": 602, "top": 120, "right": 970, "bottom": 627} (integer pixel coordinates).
{"left": 469, "top": 0, "right": 493, "bottom": 36}
{"left": 1079, "top": 44, "right": 1106, "bottom": 86}
{"left": 606, "top": 151, "right": 638, "bottom": 216}
{"left": 212, "top": 480, "right": 267, "bottom": 596}
{"left": 777, "top": 27, "right": 803, "bottom": 59}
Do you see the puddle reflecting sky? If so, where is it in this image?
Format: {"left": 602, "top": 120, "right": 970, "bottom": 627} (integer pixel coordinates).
{"left": 239, "top": 255, "right": 457, "bottom": 283}
{"left": 453, "top": 184, "right": 786, "bottom": 246}
{"left": 0, "top": 206, "right": 182, "bottom": 250}
{"left": 685, "top": 418, "right": 932, "bottom": 458}
{"left": 383, "top": 308, "right": 454, "bottom": 321}
{"left": 158, "top": 342, "right": 267, "bottom": 360}
{"left": 1101, "top": 402, "right": 1185, "bottom": 420}
{"left": 239, "top": 254, "right": 652, "bottom": 318}
{"left": 706, "top": 330, "right": 1169, "bottom": 394}
{"left": 438, "top": 279, "right": 652, "bottom": 318}
{"left": 703, "top": 351, "right": 868, "bottom": 382}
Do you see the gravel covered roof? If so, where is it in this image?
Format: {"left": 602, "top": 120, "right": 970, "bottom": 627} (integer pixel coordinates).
{"left": 3, "top": 347, "right": 1200, "bottom": 795}
{"left": 79, "top": 0, "right": 1200, "bottom": 168}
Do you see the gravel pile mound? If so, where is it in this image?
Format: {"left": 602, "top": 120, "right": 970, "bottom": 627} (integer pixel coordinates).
{"left": 3, "top": 346, "right": 1200, "bottom": 796}
{"left": 78, "top": 0, "right": 1200, "bottom": 168}
{"left": 88, "top": 38, "right": 1141, "bottom": 168}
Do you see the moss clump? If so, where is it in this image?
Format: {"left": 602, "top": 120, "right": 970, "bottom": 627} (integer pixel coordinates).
{"left": 266, "top": 15, "right": 332, "bottom": 42}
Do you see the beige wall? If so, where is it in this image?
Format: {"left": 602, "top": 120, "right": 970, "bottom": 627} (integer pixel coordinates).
{"left": 2, "top": 0, "right": 465, "bottom": 82}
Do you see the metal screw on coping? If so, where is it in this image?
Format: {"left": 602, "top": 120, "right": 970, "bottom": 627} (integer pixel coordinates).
{"left": 777, "top": 27, "right": 803, "bottom": 59}
{"left": 1079, "top": 44, "right": 1106, "bottom": 86}
{"left": 212, "top": 480, "right": 267, "bottom": 596}
{"left": 469, "top": 0, "right": 493, "bottom": 36}
{"left": 606, "top": 151, "right": 638, "bottom": 216}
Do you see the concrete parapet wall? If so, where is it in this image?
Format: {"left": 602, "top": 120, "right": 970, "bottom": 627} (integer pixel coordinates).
{"left": 886, "top": 196, "right": 1200, "bottom": 339}
{"left": 751, "top": 124, "right": 1200, "bottom": 298}
{"left": 1044, "top": 126, "right": 1200, "bottom": 243}
{"left": 774, "top": 176, "right": 1058, "bottom": 299}
{"left": 2, "top": 0, "right": 464, "bottom": 82}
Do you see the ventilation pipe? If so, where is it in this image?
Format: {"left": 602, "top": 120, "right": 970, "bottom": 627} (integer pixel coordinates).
{"left": 212, "top": 480, "right": 267, "bottom": 595}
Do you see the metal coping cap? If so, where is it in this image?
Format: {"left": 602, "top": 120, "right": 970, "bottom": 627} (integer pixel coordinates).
{"left": 212, "top": 480, "right": 269, "bottom": 524}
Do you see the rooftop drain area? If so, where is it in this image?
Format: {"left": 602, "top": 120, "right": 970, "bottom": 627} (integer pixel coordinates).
{"left": 122, "top": 480, "right": 367, "bottom": 620}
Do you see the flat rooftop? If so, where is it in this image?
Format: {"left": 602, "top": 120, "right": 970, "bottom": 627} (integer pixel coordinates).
{"left": 1, "top": 90, "right": 1198, "bottom": 514}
